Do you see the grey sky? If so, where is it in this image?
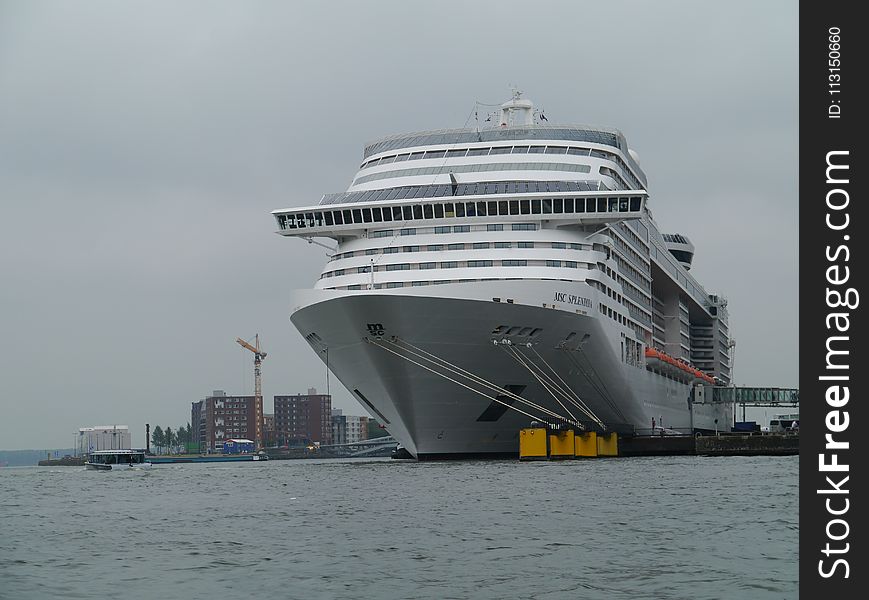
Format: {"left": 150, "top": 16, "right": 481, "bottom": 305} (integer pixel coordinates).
{"left": 0, "top": 0, "right": 798, "bottom": 450}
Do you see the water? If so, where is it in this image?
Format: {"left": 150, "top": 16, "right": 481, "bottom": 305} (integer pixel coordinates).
{"left": 0, "top": 456, "right": 797, "bottom": 599}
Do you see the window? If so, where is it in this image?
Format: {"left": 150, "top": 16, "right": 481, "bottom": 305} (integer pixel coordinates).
{"left": 472, "top": 242, "right": 490, "bottom": 249}
{"left": 468, "top": 260, "right": 493, "bottom": 267}
{"left": 435, "top": 226, "right": 450, "bottom": 234}
{"left": 528, "top": 146, "right": 545, "bottom": 154}
{"left": 394, "top": 153, "right": 410, "bottom": 162}
{"left": 446, "top": 149, "right": 467, "bottom": 157}
{"left": 487, "top": 224, "right": 504, "bottom": 232}
{"left": 365, "top": 249, "right": 377, "bottom": 255}
{"left": 400, "top": 228, "right": 416, "bottom": 236}
{"left": 419, "top": 262, "right": 437, "bottom": 269}
{"left": 423, "top": 204, "right": 434, "bottom": 219}
{"left": 495, "top": 242, "right": 511, "bottom": 249}
{"left": 386, "top": 264, "right": 410, "bottom": 271}
{"left": 489, "top": 146, "right": 511, "bottom": 155}
{"left": 434, "top": 204, "right": 444, "bottom": 218}
{"left": 545, "top": 146, "right": 568, "bottom": 154}
{"left": 371, "top": 229, "right": 393, "bottom": 238}
{"left": 424, "top": 150, "right": 446, "bottom": 159}
{"left": 357, "top": 266, "right": 370, "bottom": 274}
{"left": 466, "top": 147, "right": 489, "bottom": 156}
{"left": 402, "top": 245, "right": 420, "bottom": 253}
{"left": 409, "top": 151, "right": 425, "bottom": 161}
{"left": 565, "top": 261, "right": 578, "bottom": 268}
{"left": 512, "top": 224, "right": 536, "bottom": 231}
{"left": 441, "top": 261, "right": 458, "bottom": 268}
{"left": 568, "top": 147, "right": 588, "bottom": 156}
{"left": 447, "top": 243, "right": 463, "bottom": 250}
{"left": 384, "top": 247, "right": 399, "bottom": 254}
{"left": 552, "top": 242, "right": 567, "bottom": 249}
{"left": 518, "top": 241, "right": 534, "bottom": 248}
{"left": 547, "top": 260, "right": 562, "bottom": 267}
{"left": 427, "top": 244, "right": 443, "bottom": 251}
{"left": 512, "top": 146, "right": 529, "bottom": 154}
{"left": 453, "top": 225, "right": 470, "bottom": 233}
{"left": 386, "top": 282, "right": 404, "bottom": 288}
{"left": 502, "top": 260, "right": 526, "bottom": 267}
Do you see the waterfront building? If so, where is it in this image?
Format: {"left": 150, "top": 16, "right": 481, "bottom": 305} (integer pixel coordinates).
{"left": 274, "top": 388, "right": 332, "bottom": 445}
{"left": 78, "top": 425, "right": 131, "bottom": 454}
{"left": 332, "top": 409, "right": 370, "bottom": 444}
{"left": 191, "top": 390, "right": 264, "bottom": 452}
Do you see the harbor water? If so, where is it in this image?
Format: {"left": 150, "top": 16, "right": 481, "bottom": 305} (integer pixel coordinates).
{"left": 0, "top": 456, "right": 797, "bottom": 599}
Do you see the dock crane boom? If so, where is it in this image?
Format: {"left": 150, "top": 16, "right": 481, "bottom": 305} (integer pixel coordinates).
{"left": 236, "top": 334, "right": 267, "bottom": 448}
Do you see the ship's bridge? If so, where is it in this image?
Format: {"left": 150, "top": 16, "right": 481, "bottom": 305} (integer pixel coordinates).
{"left": 272, "top": 185, "right": 647, "bottom": 239}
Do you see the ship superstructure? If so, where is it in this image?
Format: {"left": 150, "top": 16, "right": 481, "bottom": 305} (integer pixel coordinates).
{"left": 272, "top": 93, "right": 732, "bottom": 458}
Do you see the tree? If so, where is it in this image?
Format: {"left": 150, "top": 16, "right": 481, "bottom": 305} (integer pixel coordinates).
{"left": 165, "top": 426, "right": 174, "bottom": 450}
{"left": 152, "top": 425, "right": 165, "bottom": 450}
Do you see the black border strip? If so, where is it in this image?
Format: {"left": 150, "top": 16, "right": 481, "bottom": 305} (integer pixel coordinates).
{"left": 800, "top": 3, "right": 865, "bottom": 594}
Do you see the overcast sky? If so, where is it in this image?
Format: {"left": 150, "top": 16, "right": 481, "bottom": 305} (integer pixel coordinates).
{"left": 0, "top": 0, "right": 798, "bottom": 450}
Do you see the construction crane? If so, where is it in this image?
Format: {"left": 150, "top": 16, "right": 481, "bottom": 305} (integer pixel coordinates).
{"left": 236, "top": 334, "right": 267, "bottom": 448}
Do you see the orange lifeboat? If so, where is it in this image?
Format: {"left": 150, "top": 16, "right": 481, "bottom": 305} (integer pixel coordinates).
{"left": 644, "top": 347, "right": 715, "bottom": 384}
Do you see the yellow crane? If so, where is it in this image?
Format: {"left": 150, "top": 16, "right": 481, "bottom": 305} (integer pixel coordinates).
{"left": 236, "top": 334, "right": 267, "bottom": 448}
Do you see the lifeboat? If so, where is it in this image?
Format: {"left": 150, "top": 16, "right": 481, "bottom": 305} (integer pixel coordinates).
{"left": 644, "top": 347, "right": 715, "bottom": 384}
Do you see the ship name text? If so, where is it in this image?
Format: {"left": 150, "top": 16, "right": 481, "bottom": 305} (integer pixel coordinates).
{"left": 554, "top": 292, "right": 592, "bottom": 309}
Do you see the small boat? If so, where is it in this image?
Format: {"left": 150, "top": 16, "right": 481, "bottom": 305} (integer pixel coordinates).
{"left": 85, "top": 449, "right": 152, "bottom": 471}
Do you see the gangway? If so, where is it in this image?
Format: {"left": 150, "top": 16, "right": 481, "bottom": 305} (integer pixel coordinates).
{"left": 707, "top": 386, "right": 799, "bottom": 423}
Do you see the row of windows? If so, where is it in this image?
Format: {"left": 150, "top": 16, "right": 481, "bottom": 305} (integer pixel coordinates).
{"left": 321, "top": 259, "right": 595, "bottom": 279}
{"left": 330, "top": 239, "right": 593, "bottom": 261}
{"left": 353, "top": 161, "right": 593, "bottom": 186}
{"left": 610, "top": 233, "right": 650, "bottom": 276}
{"left": 360, "top": 144, "right": 616, "bottom": 169}
{"left": 321, "top": 180, "right": 605, "bottom": 205}
{"left": 324, "top": 276, "right": 593, "bottom": 291}
{"left": 278, "top": 196, "right": 643, "bottom": 230}
{"left": 599, "top": 166, "right": 629, "bottom": 190}
{"left": 615, "top": 221, "right": 649, "bottom": 256}
{"left": 363, "top": 127, "right": 621, "bottom": 158}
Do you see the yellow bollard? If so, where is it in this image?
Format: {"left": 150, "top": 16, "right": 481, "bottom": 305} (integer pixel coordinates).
{"left": 548, "top": 430, "right": 575, "bottom": 459}
{"left": 574, "top": 431, "right": 598, "bottom": 457}
{"left": 519, "top": 428, "right": 548, "bottom": 460}
{"left": 597, "top": 432, "right": 619, "bottom": 457}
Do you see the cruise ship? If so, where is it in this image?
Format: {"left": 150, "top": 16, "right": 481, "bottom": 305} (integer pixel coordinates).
{"left": 272, "top": 93, "right": 733, "bottom": 459}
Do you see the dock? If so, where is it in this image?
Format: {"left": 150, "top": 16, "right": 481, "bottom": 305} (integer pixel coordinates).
{"left": 520, "top": 429, "right": 798, "bottom": 460}
{"left": 620, "top": 433, "right": 798, "bottom": 457}
{"left": 38, "top": 455, "right": 86, "bottom": 467}
{"left": 148, "top": 454, "right": 268, "bottom": 464}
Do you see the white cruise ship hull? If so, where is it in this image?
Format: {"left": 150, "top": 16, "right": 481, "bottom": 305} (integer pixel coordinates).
{"left": 290, "top": 280, "right": 729, "bottom": 459}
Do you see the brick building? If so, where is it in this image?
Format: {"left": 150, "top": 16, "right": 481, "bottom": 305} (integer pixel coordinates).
{"left": 191, "top": 390, "right": 263, "bottom": 451}
{"left": 274, "top": 388, "right": 332, "bottom": 446}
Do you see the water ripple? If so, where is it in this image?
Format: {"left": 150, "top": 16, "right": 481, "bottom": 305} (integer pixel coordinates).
{"left": 0, "top": 456, "right": 797, "bottom": 599}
